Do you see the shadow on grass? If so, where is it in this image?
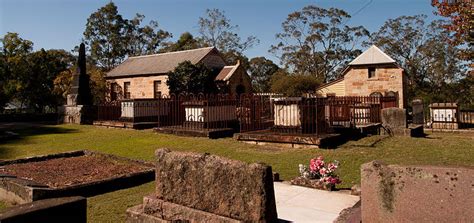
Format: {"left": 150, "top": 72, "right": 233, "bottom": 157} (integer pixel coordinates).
{"left": 1, "top": 124, "right": 78, "bottom": 140}
{"left": 322, "top": 129, "right": 376, "bottom": 149}
{"left": 0, "top": 123, "right": 79, "bottom": 160}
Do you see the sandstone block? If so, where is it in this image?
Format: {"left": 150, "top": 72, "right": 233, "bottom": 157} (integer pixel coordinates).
{"left": 361, "top": 161, "right": 474, "bottom": 223}
{"left": 154, "top": 149, "right": 277, "bottom": 222}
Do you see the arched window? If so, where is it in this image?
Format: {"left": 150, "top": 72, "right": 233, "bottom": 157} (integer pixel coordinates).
{"left": 386, "top": 91, "right": 397, "bottom": 97}
{"left": 370, "top": 92, "right": 383, "bottom": 97}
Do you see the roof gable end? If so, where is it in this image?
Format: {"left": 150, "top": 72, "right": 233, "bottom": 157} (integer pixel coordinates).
{"left": 349, "top": 45, "right": 396, "bottom": 66}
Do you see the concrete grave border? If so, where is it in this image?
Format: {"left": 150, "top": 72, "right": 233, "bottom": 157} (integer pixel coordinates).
{"left": 0, "top": 196, "right": 87, "bottom": 223}
{"left": 0, "top": 150, "right": 155, "bottom": 204}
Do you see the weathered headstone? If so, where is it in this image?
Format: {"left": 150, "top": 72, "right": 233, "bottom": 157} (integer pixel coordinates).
{"left": 412, "top": 99, "right": 424, "bottom": 125}
{"left": 361, "top": 161, "right": 474, "bottom": 223}
{"left": 58, "top": 43, "right": 96, "bottom": 124}
{"left": 126, "top": 148, "right": 278, "bottom": 223}
{"left": 381, "top": 107, "right": 407, "bottom": 129}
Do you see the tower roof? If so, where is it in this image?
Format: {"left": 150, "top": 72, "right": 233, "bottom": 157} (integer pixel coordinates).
{"left": 349, "top": 45, "right": 396, "bottom": 65}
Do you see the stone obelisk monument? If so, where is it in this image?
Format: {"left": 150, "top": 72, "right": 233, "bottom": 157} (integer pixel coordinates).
{"left": 58, "top": 43, "right": 96, "bottom": 124}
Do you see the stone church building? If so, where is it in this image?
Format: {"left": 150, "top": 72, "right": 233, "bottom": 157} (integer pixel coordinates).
{"left": 316, "top": 45, "right": 407, "bottom": 108}
{"left": 106, "top": 47, "right": 252, "bottom": 100}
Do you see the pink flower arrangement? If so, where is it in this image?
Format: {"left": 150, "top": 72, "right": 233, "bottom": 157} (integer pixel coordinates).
{"left": 299, "top": 156, "right": 341, "bottom": 187}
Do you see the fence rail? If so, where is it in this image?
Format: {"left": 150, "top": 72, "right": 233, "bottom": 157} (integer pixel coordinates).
{"left": 97, "top": 101, "right": 121, "bottom": 121}
{"left": 425, "top": 104, "right": 474, "bottom": 130}
{"left": 325, "top": 96, "right": 396, "bottom": 127}
{"left": 96, "top": 94, "right": 398, "bottom": 135}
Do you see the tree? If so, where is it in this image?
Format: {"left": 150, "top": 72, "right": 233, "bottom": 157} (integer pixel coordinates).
{"left": 431, "top": 0, "right": 472, "bottom": 45}
{"left": 0, "top": 51, "right": 8, "bottom": 112}
{"left": 166, "top": 61, "right": 218, "bottom": 94}
{"left": 24, "top": 49, "right": 74, "bottom": 111}
{"left": 368, "top": 15, "right": 467, "bottom": 102}
{"left": 83, "top": 2, "right": 127, "bottom": 71}
{"left": 53, "top": 63, "right": 107, "bottom": 105}
{"left": 431, "top": 0, "right": 472, "bottom": 62}
{"left": 198, "top": 8, "right": 259, "bottom": 54}
{"left": 160, "top": 32, "right": 204, "bottom": 53}
{"left": 124, "top": 13, "right": 172, "bottom": 56}
{"left": 220, "top": 50, "right": 250, "bottom": 70}
{"left": 83, "top": 2, "right": 171, "bottom": 70}
{"left": 270, "top": 70, "right": 320, "bottom": 97}
{"left": 248, "top": 57, "right": 279, "bottom": 92}
{"left": 270, "top": 5, "right": 369, "bottom": 82}
{"left": 1, "top": 33, "right": 76, "bottom": 112}
{"left": 1, "top": 32, "right": 34, "bottom": 110}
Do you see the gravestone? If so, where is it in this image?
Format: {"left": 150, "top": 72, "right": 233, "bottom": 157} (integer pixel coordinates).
{"left": 361, "top": 161, "right": 474, "bottom": 222}
{"left": 126, "top": 148, "right": 278, "bottom": 223}
{"left": 381, "top": 108, "right": 423, "bottom": 137}
{"left": 381, "top": 107, "right": 407, "bottom": 129}
{"left": 58, "top": 43, "right": 96, "bottom": 124}
{"left": 412, "top": 99, "right": 424, "bottom": 125}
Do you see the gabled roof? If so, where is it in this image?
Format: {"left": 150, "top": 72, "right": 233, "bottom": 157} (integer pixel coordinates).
{"left": 316, "top": 46, "right": 400, "bottom": 91}
{"left": 348, "top": 45, "right": 396, "bottom": 65}
{"left": 107, "top": 47, "right": 216, "bottom": 77}
{"left": 215, "top": 61, "right": 240, "bottom": 81}
{"left": 316, "top": 77, "right": 344, "bottom": 89}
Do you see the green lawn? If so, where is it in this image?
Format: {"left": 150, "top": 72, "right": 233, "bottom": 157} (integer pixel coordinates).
{"left": 1, "top": 124, "right": 473, "bottom": 222}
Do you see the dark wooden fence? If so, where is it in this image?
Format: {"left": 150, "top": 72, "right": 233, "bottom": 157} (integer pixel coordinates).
{"left": 96, "top": 101, "right": 121, "bottom": 121}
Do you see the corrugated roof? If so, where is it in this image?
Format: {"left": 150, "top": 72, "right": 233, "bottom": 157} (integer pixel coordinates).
{"left": 107, "top": 47, "right": 216, "bottom": 77}
{"left": 349, "top": 45, "right": 396, "bottom": 65}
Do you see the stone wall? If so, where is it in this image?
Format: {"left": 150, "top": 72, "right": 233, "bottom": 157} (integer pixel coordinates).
{"left": 58, "top": 105, "right": 96, "bottom": 124}
{"left": 361, "top": 161, "right": 474, "bottom": 222}
{"left": 344, "top": 65, "right": 405, "bottom": 108}
{"left": 108, "top": 75, "right": 169, "bottom": 99}
{"left": 226, "top": 65, "right": 253, "bottom": 95}
{"left": 0, "top": 196, "right": 86, "bottom": 223}
{"left": 200, "top": 50, "right": 227, "bottom": 69}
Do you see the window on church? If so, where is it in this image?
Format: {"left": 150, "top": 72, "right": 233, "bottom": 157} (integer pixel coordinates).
{"left": 154, "top": 81, "right": 162, "bottom": 99}
{"left": 111, "top": 83, "right": 119, "bottom": 101}
{"left": 370, "top": 92, "right": 383, "bottom": 97}
{"left": 368, "top": 67, "right": 376, "bottom": 78}
{"left": 124, "top": 82, "right": 131, "bottom": 99}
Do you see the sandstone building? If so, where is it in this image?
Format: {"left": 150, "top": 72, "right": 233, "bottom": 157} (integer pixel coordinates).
{"left": 106, "top": 47, "right": 252, "bottom": 100}
{"left": 317, "top": 45, "right": 407, "bottom": 108}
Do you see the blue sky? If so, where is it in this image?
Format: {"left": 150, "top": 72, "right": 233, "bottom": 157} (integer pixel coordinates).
{"left": 1, "top": 0, "right": 440, "bottom": 62}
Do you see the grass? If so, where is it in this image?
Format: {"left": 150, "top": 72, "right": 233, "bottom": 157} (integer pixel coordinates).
{"left": 1, "top": 124, "right": 473, "bottom": 222}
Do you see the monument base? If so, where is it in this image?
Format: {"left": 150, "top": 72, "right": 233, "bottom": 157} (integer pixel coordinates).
{"left": 58, "top": 105, "right": 96, "bottom": 124}
{"left": 126, "top": 195, "right": 240, "bottom": 223}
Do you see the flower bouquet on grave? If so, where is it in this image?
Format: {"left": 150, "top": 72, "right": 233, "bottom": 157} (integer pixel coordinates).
{"left": 292, "top": 156, "right": 341, "bottom": 190}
